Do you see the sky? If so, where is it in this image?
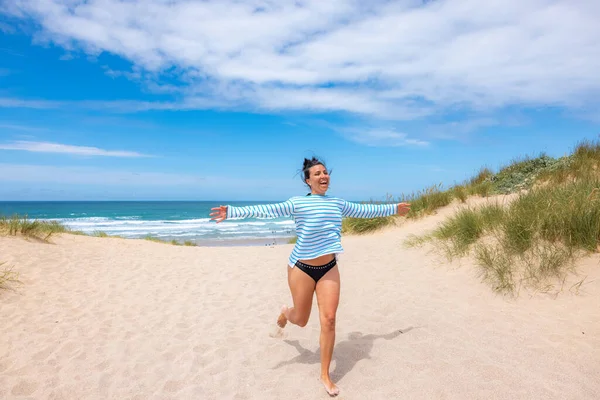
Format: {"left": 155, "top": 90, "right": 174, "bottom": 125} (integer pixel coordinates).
{"left": 0, "top": 0, "right": 599, "bottom": 201}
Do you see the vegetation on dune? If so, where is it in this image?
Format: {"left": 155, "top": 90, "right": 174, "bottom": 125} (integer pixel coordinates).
{"left": 0, "top": 262, "right": 21, "bottom": 291}
{"left": 143, "top": 234, "right": 197, "bottom": 246}
{"left": 342, "top": 216, "right": 395, "bottom": 234}
{"left": 406, "top": 140, "right": 600, "bottom": 295}
{"left": 0, "top": 215, "right": 197, "bottom": 246}
{"left": 0, "top": 215, "right": 68, "bottom": 241}
{"left": 403, "top": 184, "right": 454, "bottom": 218}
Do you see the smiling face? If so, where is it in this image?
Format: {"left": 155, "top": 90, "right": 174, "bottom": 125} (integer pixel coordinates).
{"left": 306, "top": 164, "right": 330, "bottom": 195}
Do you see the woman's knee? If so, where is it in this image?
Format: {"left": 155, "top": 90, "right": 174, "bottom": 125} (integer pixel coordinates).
{"left": 296, "top": 318, "right": 309, "bottom": 328}
{"left": 320, "top": 313, "right": 336, "bottom": 331}
{"left": 293, "top": 311, "right": 311, "bottom": 327}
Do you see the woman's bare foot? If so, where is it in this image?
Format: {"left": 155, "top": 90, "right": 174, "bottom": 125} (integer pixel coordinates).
{"left": 277, "top": 305, "right": 288, "bottom": 328}
{"left": 320, "top": 375, "right": 339, "bottom": 397}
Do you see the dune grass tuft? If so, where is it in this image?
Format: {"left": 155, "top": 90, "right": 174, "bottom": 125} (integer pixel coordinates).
{"left": 452, "top": 185, "right": 468, "bottom": 203}
{"left": 0, "top": 215, "right": 68, "bottom": 241}
{"left": 142, "top": 235, "right": 198, "bottom": 246}
{"left": 342, "top": 216, "right": 395, "bottom": 234}
{"left": 474, "top": 243, "right": 516, "bottom": 294}
{"left": 469, "top": 167, "right": 493, "bottom": 186}
{"left": 0, "top": 262, "right": 21, "bottom": 291}
{"left": 403, "top": 184, "right": 453, "bottom": 218}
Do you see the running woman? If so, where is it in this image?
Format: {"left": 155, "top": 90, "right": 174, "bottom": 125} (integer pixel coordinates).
{"left": 210, "top": 157, "right": 411, "bottom": 396}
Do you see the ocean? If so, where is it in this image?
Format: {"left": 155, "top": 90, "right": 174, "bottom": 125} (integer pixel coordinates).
{"left": 0, "top": 201, "right": 296, "bottom": 246}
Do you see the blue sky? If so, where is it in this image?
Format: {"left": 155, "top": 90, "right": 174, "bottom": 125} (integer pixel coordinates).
{"left": 0, "top": 0, "right": 599, "bottom": 201}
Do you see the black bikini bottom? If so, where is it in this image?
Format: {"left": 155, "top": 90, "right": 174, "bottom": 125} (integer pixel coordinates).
{"left": 295, "top": 259, "right": 337, "bottom": 283}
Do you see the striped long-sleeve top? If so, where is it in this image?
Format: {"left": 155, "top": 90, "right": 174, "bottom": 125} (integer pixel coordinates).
{"left": 226, "top": 194, "right": 398, "bottom": 267}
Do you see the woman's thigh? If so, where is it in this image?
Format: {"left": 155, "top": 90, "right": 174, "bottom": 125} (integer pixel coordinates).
{"left": 315, "top": 266, "right": 340, "bottom": 321}
{"left": 287, "top": 265, "right": 317, "bottom": 320}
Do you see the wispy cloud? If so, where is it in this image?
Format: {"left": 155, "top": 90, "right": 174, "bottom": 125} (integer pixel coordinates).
{"left": 0, "top": 47, "right": 25, "bottom": 57}
{"left": 0, "top": 22, "right": 16, "bottom": 34}
{"left": 2, "top": 0, "right": 600, "bottom": 121}
{"left": 0, "top": 123, "right": 50, "bottom": 133}
{"left": 342, "top": 129, "right": 429, "bottom": 147}
{"left": 0, "top": 97, "right": 61, "bottom": 109}
{"left": 0, "top": 141, "right": 152, "bottom": 157}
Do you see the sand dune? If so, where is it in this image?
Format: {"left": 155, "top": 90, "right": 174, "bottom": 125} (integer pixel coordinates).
{"left": 1, "top": 201, "right": 599, "bottom": 399}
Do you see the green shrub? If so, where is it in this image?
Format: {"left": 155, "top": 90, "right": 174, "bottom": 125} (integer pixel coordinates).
{"left": 490, "top": 154, "right": 559, "bottom": 194}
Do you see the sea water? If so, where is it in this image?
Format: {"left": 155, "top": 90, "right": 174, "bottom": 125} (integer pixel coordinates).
{"left": 0, "top": 201, "right": 296, "bottom": 246}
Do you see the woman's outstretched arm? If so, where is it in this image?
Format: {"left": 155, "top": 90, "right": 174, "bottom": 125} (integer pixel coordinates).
{"left": 341, "top": 200, "right": 410, "bottom": 218}
{"left": 210, "top": 199, "right": 295, "bottom": 223}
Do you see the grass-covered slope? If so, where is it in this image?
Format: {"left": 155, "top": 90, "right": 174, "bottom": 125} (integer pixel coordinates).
{"left": 407, "top": 140, "right": 600, "bottom": 295}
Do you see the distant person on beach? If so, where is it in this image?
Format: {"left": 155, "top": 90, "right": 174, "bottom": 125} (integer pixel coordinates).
{"left": 210, "top": 157, "right": 410, "bottom": 397}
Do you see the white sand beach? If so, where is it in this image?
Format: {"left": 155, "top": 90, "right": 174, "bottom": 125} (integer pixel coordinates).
{"left": 1, "top": 200, "right": 600, "bottom": 400}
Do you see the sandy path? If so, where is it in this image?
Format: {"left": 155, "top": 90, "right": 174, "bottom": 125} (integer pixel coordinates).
{"left": 1, "top": 202, "right": 599, "bottom": 399}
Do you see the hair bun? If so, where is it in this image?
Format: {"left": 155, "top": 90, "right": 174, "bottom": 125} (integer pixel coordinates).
{"left": 303, "top": 157, "right": 320, "bottom": 171}
{"left": 303, "top": 158, "right": 312, "bottom": 170}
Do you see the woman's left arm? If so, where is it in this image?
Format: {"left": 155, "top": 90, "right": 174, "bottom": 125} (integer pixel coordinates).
{"left": 341, "top": 200, "right": 411, "bottom": 218}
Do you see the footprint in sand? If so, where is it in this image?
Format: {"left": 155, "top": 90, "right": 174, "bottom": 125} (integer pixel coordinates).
{"left": 11, "top": 380, "right": 37, "bottom": 396}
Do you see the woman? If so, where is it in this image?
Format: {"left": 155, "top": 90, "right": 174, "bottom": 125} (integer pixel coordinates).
{"left": 210, "top": 157, "right": 410, "bottom": 397}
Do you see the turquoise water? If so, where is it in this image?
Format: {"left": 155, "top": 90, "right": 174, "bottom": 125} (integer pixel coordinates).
{"left": 0, "top": 201, "right": 295, "bottom": 245}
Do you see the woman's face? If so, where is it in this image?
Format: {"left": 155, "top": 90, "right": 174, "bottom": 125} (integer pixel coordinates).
{"left": 306, "top": 164, "right": 330, "bottom": 195}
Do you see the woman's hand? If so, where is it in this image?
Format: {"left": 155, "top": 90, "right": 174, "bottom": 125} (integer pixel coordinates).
{"left": 210, "top": 205, "right": 228, "bottom": 223}
{"left": 397, "top": 202, "right": 411, "bottom": 217}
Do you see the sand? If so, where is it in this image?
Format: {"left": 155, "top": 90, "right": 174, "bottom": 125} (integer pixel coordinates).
{"left": 1, "top": 200, "right": 600, "bottom": 400}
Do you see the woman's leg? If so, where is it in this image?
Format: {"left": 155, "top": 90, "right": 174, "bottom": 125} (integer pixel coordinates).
{"left": 277, "top": 265, "right": 316, "bottom": 328}
{"left": 315, "top": 265, "right": 341, "bottom": 396}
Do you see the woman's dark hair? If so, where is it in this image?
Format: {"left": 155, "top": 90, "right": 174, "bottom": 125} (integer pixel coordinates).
{"left": 302, "top": 157, "right": 327, "bottom": 189}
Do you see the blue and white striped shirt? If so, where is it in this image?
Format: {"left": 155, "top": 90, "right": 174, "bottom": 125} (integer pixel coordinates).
{"left": 227, "top": 195, "right": 398, "bottom": 267}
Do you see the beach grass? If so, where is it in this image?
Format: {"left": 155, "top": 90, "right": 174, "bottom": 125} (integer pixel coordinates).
{"left": 407, "top": 139, "right": 600, "bottom": 295}
{"left": 342, "top": 216, "right": 396, "bottom": 234}
{"left": 0, "top": 215, "right": 200, "bottom": 246}
{"left": 403, "top": 184, "right": 453, "bottom": 218}
{"left": 0, "top": 262, "right": 21, "bottom": 291}
{"left": 0, "top": 215, "right": 69, "bottom": 241}
{"left": 143, "top": 235, "right": 198, "bottom": 246}
{"left": 452, "top": 185, "right": 468, "bottom": 203}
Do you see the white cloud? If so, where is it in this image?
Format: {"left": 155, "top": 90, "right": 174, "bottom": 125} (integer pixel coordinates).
{"left": 343, "top": 129, "right": 429, "bottom": 147}
{"left": 0, "top": 97, "right": 61, "bottom": 109}
{"left": 0, "top": 140, "right": 151, "bottom": 157}
{"left": 0, "top": 123, "right": 49, "bottom": 132}
{"left": 2, "top": 0, "right": 600, "bottom": 120}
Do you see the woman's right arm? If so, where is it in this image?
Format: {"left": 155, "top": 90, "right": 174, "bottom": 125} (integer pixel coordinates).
{"left": 210, "top": 199, "right": 294, "bottom": 223}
